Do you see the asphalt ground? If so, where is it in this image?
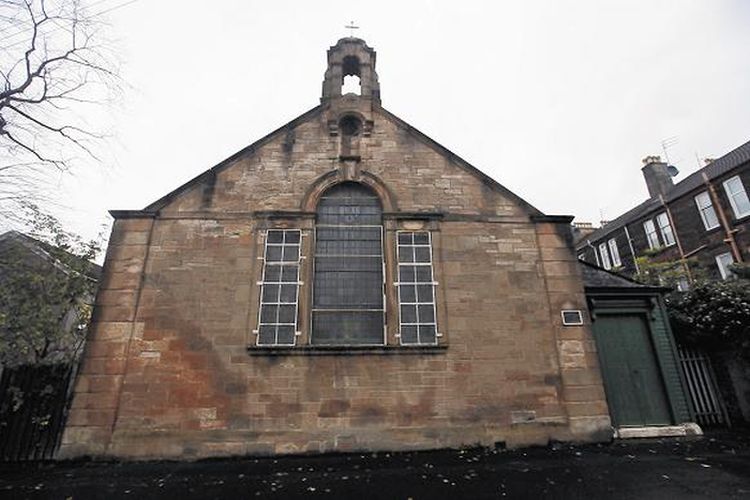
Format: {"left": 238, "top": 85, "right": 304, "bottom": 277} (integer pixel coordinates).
{"left": 1, "top": 432, "right": 749, "bottom": 499}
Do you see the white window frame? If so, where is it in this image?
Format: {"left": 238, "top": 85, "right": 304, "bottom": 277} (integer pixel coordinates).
{"left": 395, "top": 231, "right": 439, "bottom": 346}
{"left": 607, "top": 238, "right": 621, "bottom": 267}
{"left": 598, "top": 242, "right": 612, "bottom": 270}
{"left": 656, "top": 212, "right": 676, "bottom": 247}
{"left": 723, "top": 175, "right": 750, "bottom": 219}
{"left": 694, "top": 191, "right": 720, "bottom": 230}
{"left": 715, "top": 252, "right": 735, "bottom": 280}
{"left": 255, "top": 229, "right": 302, "bottom": 346}
{"left": 561, "top": 310, "right": 583, "bottom": 326}
{"left": 643, "top": 219, "right": 659, "bottom": 249}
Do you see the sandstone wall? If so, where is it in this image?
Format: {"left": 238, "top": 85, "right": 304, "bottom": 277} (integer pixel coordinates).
{"left": 60, "top": 105, "right": 610, "bottom": 459}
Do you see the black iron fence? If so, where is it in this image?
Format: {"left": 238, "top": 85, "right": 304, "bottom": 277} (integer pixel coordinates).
{"left": 0, "top": 363, "right": 76, "bottom": 461}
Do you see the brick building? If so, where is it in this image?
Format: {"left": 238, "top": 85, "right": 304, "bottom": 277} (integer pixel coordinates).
{"left": 575, "top": 142, "right": 750, "bottom": 284}
{"left": 60, "top": 38, "right": 688, "bottom": 459}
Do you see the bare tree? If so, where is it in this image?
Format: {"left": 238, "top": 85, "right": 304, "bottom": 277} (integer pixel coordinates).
{"left": 0, "top": 0, "right": 120, "bottom": 222}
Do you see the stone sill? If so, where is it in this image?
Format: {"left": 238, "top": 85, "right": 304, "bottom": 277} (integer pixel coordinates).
{"left": 247, "top": 345, "right": 448, "bottom": 356}
{"left": 615, "top": 423, "right": 702, "bottom": 439}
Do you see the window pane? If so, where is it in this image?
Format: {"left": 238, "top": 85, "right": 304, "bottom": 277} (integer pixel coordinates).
{"left": 267, "top": 231, "right": 284, "bottom": 243}
{"left": 416, "top": 266, "right": 432, "bottom": 283}
{"left": 418, "top": 325, "right": 437, "bottom": 344}
{"left": 276, "top": 326, "right": 295, "bottom": 345}
{"left": 264, "top": 266, "right": 281, "bottom": 282}
{"left": 598, "top": 243, "right": 611, "bottom": 270}
{"left": 399, "top": 246, "right": 415, "bottom": 263}
{"left": 704, "top": 209, "right": 719, "bottom": 229}
{"left": 262, "top": 284, "right": 279, "bottom": 303}
{"left": 260, "top": 305, "right": 278, "bottom": 323}
{"left": 280, "top": 265, "right": 298, "bottom": 282}
{"left": 399, "top": 266, "right": 416, "bottom": 283}
{"left": 656, "top": 213, "right": 676, "bottom": 246}
{"left": 400, "top": 305, "right": 417, "bottom": 323}
{"left": 257, "top": 325, "right": 276, "bottom": 345}
{"left": 266, "top": 246, "right": 283, "bottom": 262}
{"left": 282, "top": 245, "right": 299, "bottom": 262}
{"left": 726, "top": 176, "right": 742, "bottom": 195}
{"left": 696, "top": 192, "right": 720, "bottom": 230}
{"left": 608, "top": 239, "right": 621, "bottom": 267}
{"left": 696, "top": 192, "right": 711, "bottom": 209}
{"left": 735, "top": 192, "right": 750, "bottom": 215}
{"left": 644, "top": 220, "right": 659, "bottom": 249}
{"left": 716, "top": 252, "right": 734, "bottom": 280}
{"left": 317, "top": 183, "right": 382, "bottom": 226}
{"left": 418, "top": 304, "right": 435, "bottom": 323}
{"left": 399, "top": 284, "right": 416, "bottom": 303}
{"left": 416, "top": 285, "right": 433, "bottom": 302}
{"left": 312, "top": 311, "right": 383, "bottom": 345}
{"left": 278, "top": 305, "right": 296, "bottom": 324}
{"left": 414, "top": 247, "right": 431, "bottom": 263}
{"left": 398, "top": 232, "right": 413, "bottom": 245}
{"left": 285, "top": 231, "right": 300, "bottom": 244}
{"left": 413, "top": 232, "right": 429, "bottom": 245}
{"left": 400, "top": 325, "right": 418, "bottom": 344}
{"left": 317, "top": 227, "right": 381, "bottom": 256}
{"left": 279, "top": 284, "right": 297, "bottom": 303}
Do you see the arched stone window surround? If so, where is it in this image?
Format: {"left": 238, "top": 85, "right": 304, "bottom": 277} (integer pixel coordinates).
{"left": 301, "top": 171, "right": 397, "bottom": 213}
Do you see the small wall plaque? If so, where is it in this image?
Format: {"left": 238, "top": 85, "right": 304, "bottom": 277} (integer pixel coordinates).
{"left": 561, "top": 310, "right": 584, "bottom": 326}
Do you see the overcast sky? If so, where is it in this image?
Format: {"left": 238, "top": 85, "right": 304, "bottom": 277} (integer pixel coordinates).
{"left": 26, "top": 0, "right": 750, "bottom": 246}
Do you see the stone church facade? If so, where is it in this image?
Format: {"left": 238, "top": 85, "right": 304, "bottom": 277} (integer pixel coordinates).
{"left": 61, "top": 38, "right": 612, "bottom": 459}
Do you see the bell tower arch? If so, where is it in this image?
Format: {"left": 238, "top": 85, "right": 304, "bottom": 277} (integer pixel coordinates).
{"left": 321, "top": 37, "right": 380, "bottom": 102}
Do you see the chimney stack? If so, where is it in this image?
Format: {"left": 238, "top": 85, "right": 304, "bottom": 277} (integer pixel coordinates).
{"left": 641, "top": 155, "right": 674, "bottom": 199}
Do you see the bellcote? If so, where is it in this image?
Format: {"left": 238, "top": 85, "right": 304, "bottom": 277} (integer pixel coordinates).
{"left": 321, "top": 38, "right": 381, "bottom": 103}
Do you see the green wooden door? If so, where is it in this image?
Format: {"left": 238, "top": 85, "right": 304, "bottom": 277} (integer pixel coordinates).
{"left": 593, "top": 314, "right": 672, "bottom": 427}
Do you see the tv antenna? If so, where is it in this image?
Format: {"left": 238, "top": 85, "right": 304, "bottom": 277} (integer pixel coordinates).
{"left": 661, "top": 136, "right": 680, "bottom": 177}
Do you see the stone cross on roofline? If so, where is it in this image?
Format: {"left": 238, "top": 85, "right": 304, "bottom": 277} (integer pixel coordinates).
{"left": 345, "top": 21, "right": 359, "bottom": 37}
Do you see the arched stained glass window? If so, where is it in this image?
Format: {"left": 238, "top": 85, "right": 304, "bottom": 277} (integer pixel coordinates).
{"left": 312, "top": 182, "right": 384, "bottom": 345}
